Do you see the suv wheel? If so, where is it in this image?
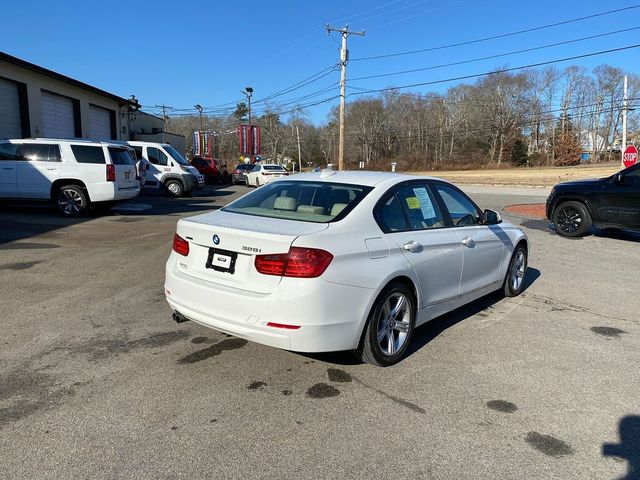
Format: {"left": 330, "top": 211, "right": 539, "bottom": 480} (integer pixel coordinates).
{"left": 165, "top": 179, "right": 184, "bottom": 198}
{"left": 553, "top": 201, "right": 591, "bottom": 237}
{"left": 55, "top": 185, "right": 88, "bottom": 217}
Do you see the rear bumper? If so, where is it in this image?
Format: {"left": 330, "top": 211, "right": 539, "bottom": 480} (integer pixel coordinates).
{"left": 89, "top": 183, "right": 140, "bottom": 202}
{"left": 232, "top": 174, "right": 247, "bottom": 183}
{"left": 164, "top": 254, "right": 376, "bottom": 352}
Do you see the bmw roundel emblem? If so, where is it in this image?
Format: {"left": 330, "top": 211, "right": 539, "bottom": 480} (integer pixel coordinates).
{"left": 212, "top": 235, "right": 220, "bottom": 245}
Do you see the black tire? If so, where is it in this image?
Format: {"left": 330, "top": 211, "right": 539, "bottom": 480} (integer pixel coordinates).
{"left": 553, "top": 201, "right": 592, "bottom": 237}
{"left": 165, "top": 179, "right": 184, "bottom": 198}
{"left": 54, "top": 185, "right": 89, "bottom": 217}
{"left": 255, "top": 178, "right": 260, "bottom": 188}
{"left": 503, "top": 243, "right": 528, "bottom": 297}
{"left": 356, "top": 282, "right": 416, "bottom": 367}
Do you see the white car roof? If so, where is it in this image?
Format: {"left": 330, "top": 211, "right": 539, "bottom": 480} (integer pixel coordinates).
{"left": 1, "top": 138, "right": 127, "bottom": 148}
{"left": 288, "top": 170, "right": 442, "bottom": 187}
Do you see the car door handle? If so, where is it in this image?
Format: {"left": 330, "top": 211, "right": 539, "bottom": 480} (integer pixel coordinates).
{"left": 461, "top": 237, "right": 476, "bottom": 248}
{"left": 403, "top": 241, "right": 423, "bottom": 253}
{"left": 2, "top": 167, "right": 14, "bottom": 170}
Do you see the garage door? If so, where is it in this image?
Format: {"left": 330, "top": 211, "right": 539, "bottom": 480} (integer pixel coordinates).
{"left": 0, "top": 78, "right": 22, "bottom": 139}
{"left": 42, "top": 91, "right": 76, "bottom": 138}
{"left": 89, "top": 105, "right": 114, "bottom": 140}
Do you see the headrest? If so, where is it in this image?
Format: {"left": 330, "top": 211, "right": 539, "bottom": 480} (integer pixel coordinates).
{"left": 297, "top": 205, "right": 325, "bottom": 215}
{"left": 273, "top": 196, "right": 297, "bottom": 211}
{"left": 330, "top": 203, "right": 348, "bottom": 216}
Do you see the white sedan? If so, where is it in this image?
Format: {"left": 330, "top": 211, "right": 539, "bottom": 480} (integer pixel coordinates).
{"left": 245, "top": 163, "right": 289, "bottom": 187}
{"left": 165, "top": 171, "right": 528, "bottom": 366}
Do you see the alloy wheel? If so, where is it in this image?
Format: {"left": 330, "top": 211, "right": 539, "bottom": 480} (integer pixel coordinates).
{"left": 556, "top": 206, "right": 582, "bottom": 234}
{"left": 57, "top": 189, "right": 83, "bottom": 215}
{"left": 376, "top": 292, "right": 412, "bottom": 356}
{"left": 510, "top": 250, "right": 526, "bottom": 292}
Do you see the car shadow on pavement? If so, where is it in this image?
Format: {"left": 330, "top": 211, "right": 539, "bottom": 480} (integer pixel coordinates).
{"left": 602, "top": 415, "right": 640, "bottom": 480}
{"left": 303, "top": 267, "right": 541, "bottom": 367}
{"left": 521, "top": 219, "right": 640, "bottom": 243}
{"left": 0, "top": 185, "right": 245, "bottom": 244}
{"left": 405, "top": 266, "right": 541, "bottom": 360}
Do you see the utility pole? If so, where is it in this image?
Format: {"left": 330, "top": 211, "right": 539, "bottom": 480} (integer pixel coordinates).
{"left": 155, "top": 104, "right": 173, "bottom": 131}
{"left": 194, "top": 104, "right": 204, "bottom": 131}
{"left": 622, "top": 75, "right": 628, "bottom": 167}
{"left": 326, "top": 24, "right": 365, "bottom": 171}
{"left": 242, "top": 87, "right": 253, "bottom": 125}
{"left": 296, "top": 124, "right": 302, "bottom": 173}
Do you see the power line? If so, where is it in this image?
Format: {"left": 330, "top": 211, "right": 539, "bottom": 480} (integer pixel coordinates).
{"left": 351, "top": 4, "right": 640, "bottom": 61}
{"left": 350, "top": 26, "right": 640, "bottom": 81}
{"left": 348, "top": 43, "right": 640, "bottom": 96}
{"left": 252, "top": 66, "right": 339, "bottom": 104}
{"left": 366, "top": 0, "right": 464, "bottom": 31}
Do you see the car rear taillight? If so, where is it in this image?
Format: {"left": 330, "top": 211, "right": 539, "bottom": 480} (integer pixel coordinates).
{"left": 255, "top": 247, "right": 333, "bottom": 278}
{"left": 106, "top": 164, "right": 116, "bottom": 182}
{"left": 172, "top": 233, "right": 190, "bottom": 256}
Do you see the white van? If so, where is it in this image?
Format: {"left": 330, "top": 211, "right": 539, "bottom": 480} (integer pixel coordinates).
{"left": 0, "top": 138, "right": 140, "bottom": 216}
{"left": 127, "top": 141, "right": 204, "bottom": 197}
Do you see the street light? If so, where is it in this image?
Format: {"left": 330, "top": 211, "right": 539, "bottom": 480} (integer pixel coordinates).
{"left": 194, "top": 104, "right": 203, "bottom": 131}
{"left": 242, "top": 87, "right": 253, "bottom": 125}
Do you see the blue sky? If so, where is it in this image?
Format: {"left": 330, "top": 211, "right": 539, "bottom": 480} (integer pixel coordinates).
{"left": 2, "top": 0, "right": 638, "bottom": 124}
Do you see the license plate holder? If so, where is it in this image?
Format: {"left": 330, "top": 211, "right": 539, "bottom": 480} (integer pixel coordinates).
{"left": 205, "top": 247, "right": 237, "bottom": 274}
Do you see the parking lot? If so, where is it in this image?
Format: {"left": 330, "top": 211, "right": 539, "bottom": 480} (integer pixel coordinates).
{"left": 1, "top": 184, "right": 638, "bottom": 480}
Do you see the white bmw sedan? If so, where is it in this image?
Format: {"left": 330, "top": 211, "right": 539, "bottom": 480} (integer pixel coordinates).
{"left": 245, "top": 163, "right": 289, "bottom": 187}
{"left": 165, "top": 170, "right": 528, "bottom": 366}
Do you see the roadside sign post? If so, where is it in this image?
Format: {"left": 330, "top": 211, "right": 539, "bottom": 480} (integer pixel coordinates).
{"left": 622, "top": 145, "right": 638, "bottom": 169}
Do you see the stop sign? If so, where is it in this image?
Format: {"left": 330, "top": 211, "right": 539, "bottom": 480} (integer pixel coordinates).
{"left": 623, "top": 145, "right": 638, "bottom": 169}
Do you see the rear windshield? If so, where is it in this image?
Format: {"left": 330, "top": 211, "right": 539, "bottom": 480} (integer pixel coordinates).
{"left": 236, "top": 164, "right": 253, "bottom": 170}
{"left": 263, "top": 165, "right": 286, "bottom": 171}
{"left": 223, "top": 180, "right": 373, "bottom": 223}
{"left": 108, "top": 147, "right": 134, "bottom": 165}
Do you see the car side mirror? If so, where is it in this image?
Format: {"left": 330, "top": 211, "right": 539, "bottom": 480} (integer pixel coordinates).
{"left": 484, "top": 209, "right": 502, "bottom": 225}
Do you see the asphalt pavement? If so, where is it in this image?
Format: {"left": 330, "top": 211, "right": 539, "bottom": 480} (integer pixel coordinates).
{"left": 0, "top": 183, "right": 638, "bottom": 480}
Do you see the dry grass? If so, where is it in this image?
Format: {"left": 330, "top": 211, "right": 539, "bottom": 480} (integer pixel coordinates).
{"left": 409, "top": 163, "right": 621, "bottom": 187}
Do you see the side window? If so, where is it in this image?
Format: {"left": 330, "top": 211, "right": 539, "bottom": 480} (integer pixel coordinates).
{"left": 378, "top": 194, "right": 409, "bottom": 232}
{"left": 71, "top": 145, "right": 106, "bottom": 164}
{"left": 22, "top": 144, "right": 61, "bottom": 162}
{"left": 396, "top": 185, "right": 445, "bottom": 230}
{"left": 147, "top": 147, "right": 168, "bottom": 166}
{"left": 434, "top": 184, "right": 482, "bottom": 227}
{"left": 108, "top": 148, "right": 134, "bottom": 165}
{"left": 133, "top": 146, "right": 143, "bottom": 160}
{"left": 0, "top": 143, "right": 22, "bottom": 160}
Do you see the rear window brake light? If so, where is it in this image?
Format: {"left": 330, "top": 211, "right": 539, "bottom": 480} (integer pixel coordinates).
{"left": 106, "top": 164, "right": 115, "bottom": 182}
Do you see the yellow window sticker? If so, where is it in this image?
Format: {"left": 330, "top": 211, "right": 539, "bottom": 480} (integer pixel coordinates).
{"left": 405, "top": 197, "right": 420, "bottom": 209}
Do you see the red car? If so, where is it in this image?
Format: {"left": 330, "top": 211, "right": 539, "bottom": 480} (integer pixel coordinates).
{"left": 190, "top": 156, "right": 219, "bottom": 183}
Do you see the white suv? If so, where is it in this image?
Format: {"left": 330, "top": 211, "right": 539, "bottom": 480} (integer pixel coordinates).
{"left": 0, "top": 138, "right": 140, "bottom": 216}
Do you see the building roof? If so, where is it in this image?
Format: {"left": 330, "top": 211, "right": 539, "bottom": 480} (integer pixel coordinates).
{"left": 0, "top": 51, "right": 135, "bottom": 106}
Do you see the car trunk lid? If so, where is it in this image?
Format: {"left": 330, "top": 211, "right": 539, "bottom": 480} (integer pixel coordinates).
{"left": 175, "top": 210, "right": 329, "bottom": 293}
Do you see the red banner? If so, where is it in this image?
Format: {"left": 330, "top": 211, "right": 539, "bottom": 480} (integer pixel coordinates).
{"left": 238, "top": 125, "right": 250, "bottom": 155}
{"left": 238, "top": 125, "right": 261, "bottom": 156}
{"left": 251, "top": 126, "right": 261, "bottom": 155}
